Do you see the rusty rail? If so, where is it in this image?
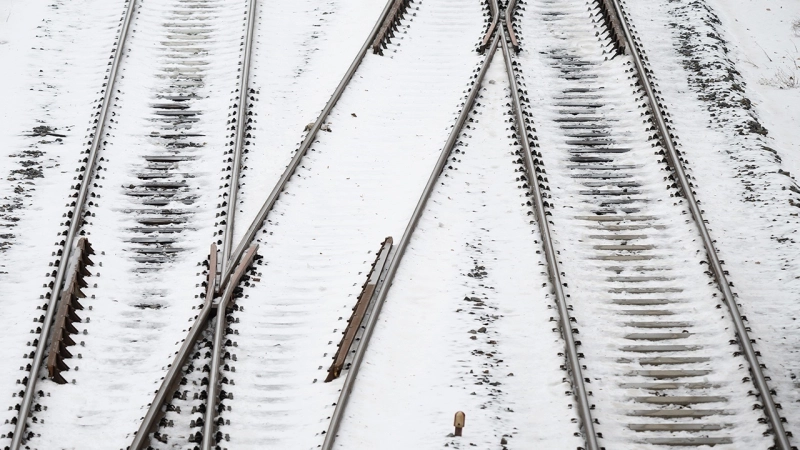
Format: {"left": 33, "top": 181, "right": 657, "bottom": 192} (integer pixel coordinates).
{"left": 10, "top": 0, "right": 139, "bottom": 446}
{"left": 371, "top": 0, "right": 412, "bottom": 55}
{"left": 479, "top": 0, "right": 499, "bottom": 54}
{"left": 45, "top": 238, "right": 94, "bottom": 384}
{"left": 505, "top": 0, "right": 519, "bottom": 50}
{"left": 220, "top": 0, "right": 259, "bottom": 271}
{"left": 325, "top": 238, "right": 393, "bottom": 382}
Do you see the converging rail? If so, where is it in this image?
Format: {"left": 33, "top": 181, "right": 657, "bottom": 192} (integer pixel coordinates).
{"left": 478, "top": 0, "right": 499, "bottom": 54}
{"left": 319, "top": 2, "right": 598, "bottom": 446}
{"left": 220, "top": 0, "right": 259, "bottom": 269}
{"left": 320, "top": 1, "right": 600, "bottom": 446}
{"left": 320, "top": 30, "right": 502, "bottom": 450}
{"left": 217, "top": 0, "right": 399, "bottom": 292}
{"left": 128, "top": 0, "right": 260, "bottom": 447}
{"left": 128, "top": 0, "right": 407, "bottom": 447}
{"left": 9, "top": 0, "right": 138, "bottom": 446}
{"left": 11, "top": 0, "right": 792, "bottom": 448}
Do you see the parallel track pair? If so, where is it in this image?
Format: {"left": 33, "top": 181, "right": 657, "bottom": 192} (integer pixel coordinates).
{"left": 7, "top": 0, "right": 793, "bottom": 449}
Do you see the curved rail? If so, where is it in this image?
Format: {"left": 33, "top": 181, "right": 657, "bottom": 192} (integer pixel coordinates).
{"left": 218, "top": 0, "right": 399, "bottom": 291}
{"left": 130, "top": 0, "right": 400, "bottom": 447}
{"left": 499, "top": 19, "right": 600, "bottom": 450}
{"left": 9, "top": 0, "right": 139, "bottom": 447}
{"left": 319, "top": 32, "right": 501, "bottom": 450}
{"left": 201, "top": 245, "right": 258, "bottom": 450}
{"left": 127, "top": 245, "right": 218, "bottom": 450}
{"left": 505, "top": 0, "right": 519, "bottom": 50}
{"left": 607, "top": 0, "right": 791, "bottom": 448}
{"left": 220, "top": 0, "right": 259, "bottom": 269}
{"left": 479, "top": 0, "right": 499, "bottom": 53}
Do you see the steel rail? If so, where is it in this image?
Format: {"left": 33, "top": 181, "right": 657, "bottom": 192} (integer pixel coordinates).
{"left": 135, "top": 1, "right": 399, "bottom": 445}
{"left": 479, "top": 0, "right": 499, "bottom": 53}
{"left": 320, "top": 32, "right": 501, "bottom": 450}
{"left": 202, "top": 245, "right": 258, "bottom": 450}
{"left": 220, "top": 0, "right": 259, "bottom": 271}
{"left": 128, "top": 244, "right": 218, "bottom": 450}
{"left": 499, "top": 22, "right": 600, "bottom": 450}
{"left": 129, "top": 1, "right": 260, "bottom": 447}
{"left": 325, "top": 237, "right": 393, "bottom": 382}
{"left": 218, "top": 0, "right": 399, "bottom": 293}
{"left": 607, "top": 1, "right": 791, "bottom": 448}
{"left": 504, "top": 0, "right": 519, "bottom": 49}
{"left": 10, "top": 0, "right": 139, "bottom": 447}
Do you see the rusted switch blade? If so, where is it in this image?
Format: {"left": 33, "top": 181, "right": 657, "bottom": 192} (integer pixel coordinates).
{"left": 223, "top": 244, "right": 258, "bottom": 308}
{"left": 46, "top": 238, "right": 94, "bottom": 383}
{"left": 372, "top": 0, "right": 411, "bottom": 55}
{"left": 326, "top": 237, "right": 393, "bottom": 382}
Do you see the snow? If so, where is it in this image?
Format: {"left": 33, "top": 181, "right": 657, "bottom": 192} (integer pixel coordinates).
{"left": 218, "top": 0, "right": 512, "bottom": 447}
{"left": 621, "top": 0, "right": 800, "bottom": 442}
{"left": 0, "top": 0, "right": 798, "bottom": 447}
{"left": 708, "top": 0, "right": 800, "bottom": 177}
{"left": 512, "top": 0, "right": 774, "bottom": 446}
{"left": 334, "top": 49, "right": 581, "bottom": 449}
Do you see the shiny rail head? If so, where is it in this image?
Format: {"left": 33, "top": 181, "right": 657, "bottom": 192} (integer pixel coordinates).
{"left": 598, "top": 0, "right": 790, "bottom": 448}
{"left": 499, "top": 30, "right": 601, "bottom": 450}
{"left": 202, "top": 244, "right": 259, "bottom": 450}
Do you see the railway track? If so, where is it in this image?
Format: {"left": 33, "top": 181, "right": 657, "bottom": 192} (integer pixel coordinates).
{"left": 5, "top": 0, "right": 253, "bottom": 447}
{"left": 128, "top": 0, "right": 488, "bottom": 448}
{"left": 510, "top": 0, "right": 792, "bottom": 447}
{"left": 6, "top": 0, "right": 138, "bottom": 445}
{"left": 2, "top": 0, "right": 794, "bottom": 449}
{"left": 320, "top": 2, "right": 591, "bottom": 447}
{"left": 320, "top": 1, "right": 794, "bottom": 449}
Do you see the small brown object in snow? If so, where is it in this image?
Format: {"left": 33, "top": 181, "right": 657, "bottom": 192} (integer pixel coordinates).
{"left": 454, "top": 411, "right": 465, "bottom": 437}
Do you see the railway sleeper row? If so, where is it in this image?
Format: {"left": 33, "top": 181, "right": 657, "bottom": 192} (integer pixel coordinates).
{"left": 512, "top": 0, "right": 792, "bottom": 446}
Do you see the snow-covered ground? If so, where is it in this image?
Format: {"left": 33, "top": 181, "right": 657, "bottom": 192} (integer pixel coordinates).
{"left": 334, "top": 49, "right": 581, "bottom": 449}
{"left": 0, "top": 0, "right": 799, "bottom": 447}
{"left": 217, "top": 1, "right": 496, "bottom": 448}
{"left": 622, "top": 0, "right": 800, "bottom": 442}
{"left": 0, "top": 0, "right": 131, "bottom": 443}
